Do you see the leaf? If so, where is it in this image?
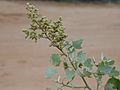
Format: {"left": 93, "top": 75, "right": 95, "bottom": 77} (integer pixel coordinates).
{"left": 105, "top": 77, "right": 120, "bottom": 90}
{"left": 72, "top": 39, "right": 83, "bottom": 49}
{"left": 65, "top": 69, "right": 75, "bottom": 81}
{"left": 104, "top": 60, "right": 115, "bottom": 66}
{"left": 98, "top": 61, "right": 113, "bottom": 74}
{"left": 45, "top": 67, "right": 58, "bottom": 79}
{"left": 105, "top": 83, "right": 114, "bottom": 90}
{"left": 64, "top": 42, "right": 75, "bottom": 53}
{"left": 83, "top": 68, "right": 92, "bottom": 77}
{"left": 95, "top": 73, "right": 103, "bottom": 83}
{"left": 68, "top": 51, "right": 78, "bottom": 61}
{"left": 64, "top": 42, "right": 71, "bottom": 49}
{"left": 68, "top": 46, "right": 75, "bottom": 53}
{"left": 76, "top": 69, "right": 85, "bottom": 77}
{"left": 84, "top": 58, "right": 93, "bottom": 70}
{"left": 109, "top": 67, "right": 119, "bottom": 77}
{"left": 77, "top": 51, "right": 87, "bottom": 64}
{"left": 51, "top": 54, "right": 61, "bottom": 66}
{"left": 108, "top": 60, "right": 115, "bottom": 65}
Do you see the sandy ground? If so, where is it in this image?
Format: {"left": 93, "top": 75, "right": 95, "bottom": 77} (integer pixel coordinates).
{"left": 0, "top": 1, "right": 120, "bottom": 90}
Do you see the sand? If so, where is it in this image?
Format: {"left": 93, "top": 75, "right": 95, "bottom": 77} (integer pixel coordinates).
{"left": 0, "top": 1, "right": 120, "bottom": 90}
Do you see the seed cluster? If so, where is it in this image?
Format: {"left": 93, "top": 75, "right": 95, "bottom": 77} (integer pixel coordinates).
{"left": 23, "top": 3, "right": 67, "bottom": 49}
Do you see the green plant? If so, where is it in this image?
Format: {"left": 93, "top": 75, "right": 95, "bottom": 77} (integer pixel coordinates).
{"left": 23, "top": 3, "right": 120, "bottom": 90}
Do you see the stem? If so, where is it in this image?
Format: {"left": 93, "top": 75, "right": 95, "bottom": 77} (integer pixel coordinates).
{"left": 57, "top": 47, "right": 92, "bottom": 90}
{"left": 36, "top": 21, "right": 92, "bottom": 90}
{"left": 97, "top": 82, "right": 99, "bottom": 90}
{"left": 57, "top": 47, "right": 76, "bottom": 70}
{"left": 56, "top": 81, "right": 86, "bottom": 89}
{"left": 82, "top": 77, "right": 92, "bottom": 90}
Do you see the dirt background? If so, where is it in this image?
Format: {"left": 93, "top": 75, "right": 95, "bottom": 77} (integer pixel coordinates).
{"left": 0, "top": 1, "right": 120, "bottom": 90}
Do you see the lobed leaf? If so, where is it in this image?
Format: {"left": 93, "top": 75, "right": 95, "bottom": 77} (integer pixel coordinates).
{"left": 98, "top": 59, "right": 119, "bottom": 77}
{"left": 65, "top": 69, "right": 75, "bottom": 81}
{"left": 105, "top": 77, "right": 120, "bottom": 90}
{"left": 72, "top": 39, "right": 83, "bottom": 49}
{"left": 77, "top": 51, "right": 87, "bottom": 64}
{"left": 98, "top": 62, "right": 113, "bottom": 74}
{"left": 45, "top": 67, "right": 58, "bottom": 79}
{"left": 76, "top": 69, "right": 85, "bottom": 77}
{"left": 51, "top": 54, "right": 61, "bottom": 66}
{"left": 68, "top": 51, "right": 78, "bottom": 61}
{"left": 84, "top": 58, "right": 93, "bottom": 70}
{"left": 83, "top": 68, "right": 92, "bottom": 77}
{"left": 95, "top": 73, "right": 103, "bottom": 83}
{"left": 109, "top": 67, "right": 119, "bottom": 77}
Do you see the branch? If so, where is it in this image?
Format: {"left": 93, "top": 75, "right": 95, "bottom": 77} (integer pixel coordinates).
{"left": 97, "top": 82, "right": 100, "bottom": 90}
{"left": 56, "top": 81, "right": 86, "bottom": 89}
{"left": 34, "top": 14, "right": 92, "bottom": 90}
{"left": 82, "top": 77, "right": 92, "bottom": 90}
{"left": 56, "top": 47, "right": 92, "bottom": 90}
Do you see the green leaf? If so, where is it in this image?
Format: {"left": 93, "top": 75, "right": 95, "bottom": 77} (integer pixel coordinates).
{"left": 105, "top": 83, "right": 114, "bottom": 90}
{"left": 64, "top": 42, "right": 75, "bottom": 53}
{"left": 95, "top": 73, "right": 103, "bottom": 83}
{"left": 45, "top": 67, "right": 58, "bottom": 79}
{"left": 77, "top": 51, "right": 87, "bottom": 64}
{"left": 68, "top": 46, "right": 75, "bottom": 53}
{"left": 104, "top": 60, "right": 115, "bottom": 66}
{"left": 109, "top": 67, "right": 119, "bottom": 77}
{"left": 51, "top": 54, "right": 61, "bottom": 66}
{"left": 98, "top": 61, "right": 113, "bottom": 74}
{"left": 76, "top": 69, "right": 85, "bottom": 77}
{"left": 65, "top": 69, "right": 75, "bottom": 81}
{"left": 72, "top": 39, "right": 83, "bottom": 49}
{"left": 84, "top": 58, "right": 93, "bottom": 70}
{"left": 105, "top": 77, "right": 120, "bottom": 90}
{"left": 68, "top": 51, "right": 78, "bottom": 61}
{"left": 83, "top": 68, "right": 92, "bottom": 77}
{"left": 108, "top": 60, "right": 115, "bottom": 65}
{"left": 64, "top": 42, "right": 71, "bottom": 49}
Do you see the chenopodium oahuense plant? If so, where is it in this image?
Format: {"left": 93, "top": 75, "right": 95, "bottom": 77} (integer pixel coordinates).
{"left": 23, "top": 3, "right": 120, "bottom": 90}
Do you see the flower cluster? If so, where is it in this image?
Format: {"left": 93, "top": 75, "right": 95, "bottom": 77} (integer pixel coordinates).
{"left": 23, "top": 3, "right": 67, "bottom": 49}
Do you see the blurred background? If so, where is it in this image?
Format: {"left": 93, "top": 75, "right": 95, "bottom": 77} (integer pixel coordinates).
{"left": 36, "top": 0, "right": 120, "bottom": 3}
{"left": 0, "top": 0, "right": 120, "bottom": 90}
{"left": 4, "top": 0, "right": 120, "bottom": 3}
